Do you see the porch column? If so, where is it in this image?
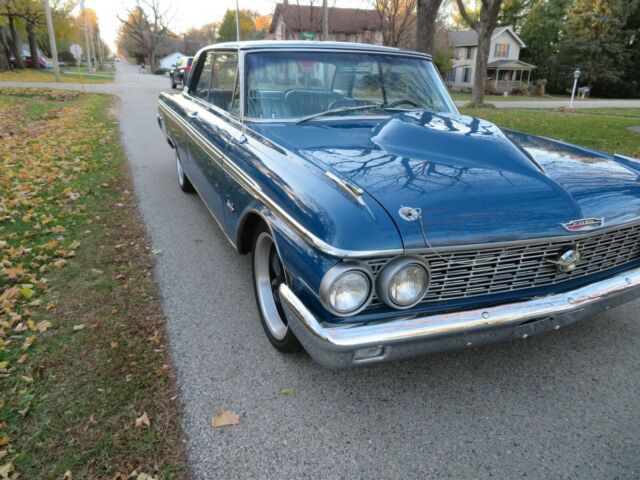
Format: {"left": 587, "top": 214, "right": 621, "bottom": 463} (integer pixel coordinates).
{"left": 495, "top": 69, "right": 499, "bottom": 89}
{"left": 527, "top": 69, "right": 531, "bottom": 87}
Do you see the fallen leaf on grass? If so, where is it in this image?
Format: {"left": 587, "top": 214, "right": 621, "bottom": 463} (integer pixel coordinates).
{"left": 35, "top": 320, "right": 52, "bottom": 332}
{"left": 22, "top": 335, "right": 36, "bottom": 350}
{"left": 135, "top": 412, "right": 150, "bottom": 428}
{"left": 212, "top": 410, "right": 240, "bottom": 428}
{"left": 17, "top": 354, "right": 28, "bottom": 364}
{"left": 280, "top": 388, "right": 295, "bottom": 396}
{"left": 0, "top": 462, "right": 14, "bottom": 479}
{"left": 136, "top": 473, "right": 155, "bottom": 480}
{"left": 0, "top": 287, "right": 20, "bottom": 301}
{"left": 20, "top": 376, "right": 33, "bottom": 384}
{"left": 62, "top": 470, "right": 72, "bottom": 479}
{"left": 0, "top": 438, "right": 9, "bottom": 447}
{"left": 53, "top": 259, "right": 67, "bottom": 269}
{"left": 72, "top": 324, "right": 85, "bottom": 331}
{"left": 20, "top": 284, "right": 34, "bottom": 299}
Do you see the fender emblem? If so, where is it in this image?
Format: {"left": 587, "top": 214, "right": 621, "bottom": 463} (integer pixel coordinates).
{"left": 561, "top": 217, "right": 604, "bottom": 232}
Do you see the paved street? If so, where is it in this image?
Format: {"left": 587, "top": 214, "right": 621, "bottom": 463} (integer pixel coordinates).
{"left": 3, "top": 64, "right": 639, "bottom": 479}
{"left": 454, "top": 98, "right": 640, "bottom": 109}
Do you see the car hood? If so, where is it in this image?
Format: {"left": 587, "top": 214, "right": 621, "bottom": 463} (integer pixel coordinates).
{"left": 252, "top": 111, "right": 640, "bottom": 248}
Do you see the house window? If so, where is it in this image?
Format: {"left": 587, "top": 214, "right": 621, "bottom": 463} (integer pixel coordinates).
{"left": 463, "top": 67, "right": 472, "bottom": 83}
{"left": 466, "top": 47, "right": 473, "bottom": 59}
{"left": 494, "top": 43, "right": 510, "bottom": 58}
{"left": 447, "top": 68, "right": 457, "bottom": 82}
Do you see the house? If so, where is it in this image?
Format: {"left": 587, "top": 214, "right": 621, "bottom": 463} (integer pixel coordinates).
{"left": 159, "top": 52, "right": 186, "bottom": 70}
{"left": 269, "top": 3, "right": 384, "bottom": 45}
{"left": 445, "top": 26, "right": 535, "bottom": 93}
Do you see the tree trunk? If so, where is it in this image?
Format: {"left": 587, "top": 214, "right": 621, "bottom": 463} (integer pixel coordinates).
{"left": 25, "top": 22, "right": 41, "bottom": 70}
{"left": 473, "top": 25, "right": 492, "bottom": 104}
{"left": 416, "top": 0, "right": 443, "bottom": 53}
{"left": 7, "top": 16, "right": 24, "bottom": 68}
{"left": 0, "top": 26, "right": 12, "bottom": 71}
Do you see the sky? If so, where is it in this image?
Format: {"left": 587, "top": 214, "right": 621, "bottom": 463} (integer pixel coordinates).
{"left": 86, "top": 0, "right": 371, "bottom": 52}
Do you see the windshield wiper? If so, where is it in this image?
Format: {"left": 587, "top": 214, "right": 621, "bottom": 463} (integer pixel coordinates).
{"left": 295, "top": 103, "right": 382, "bottom": 124}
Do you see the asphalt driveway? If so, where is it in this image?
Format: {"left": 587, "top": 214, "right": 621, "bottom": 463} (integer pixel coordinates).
{"left": 4, "top": 64, "right": 639, "bottom": 479}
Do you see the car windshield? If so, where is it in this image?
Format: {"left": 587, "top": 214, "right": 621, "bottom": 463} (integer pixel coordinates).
{"left": 245, "top": 51, "right": 457, "bottom": 120}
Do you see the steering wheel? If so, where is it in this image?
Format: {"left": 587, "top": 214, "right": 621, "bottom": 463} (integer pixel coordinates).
{"left": 386, "top": 98, "right": 421, "bottom": 108}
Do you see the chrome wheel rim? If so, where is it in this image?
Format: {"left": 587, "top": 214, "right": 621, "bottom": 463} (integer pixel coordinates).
{"left": 254, "top": 232, "right": 288, "bottom": 340}
{"left": 176, "top": 154, "right": 185, "bottom": 187}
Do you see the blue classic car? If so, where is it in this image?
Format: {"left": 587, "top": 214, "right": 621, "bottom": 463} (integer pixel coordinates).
{"left": 157, "top": 41, "right": 640, "bottom": 368}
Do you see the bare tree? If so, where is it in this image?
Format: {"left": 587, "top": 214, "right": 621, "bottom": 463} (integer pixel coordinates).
{"left": 456, "top": 0, "right": 504, "bottom": 105}
{"left": 373, "top": 0, "right": 417, "bottom": 47}
{"left": 117, "top": 0, "right": 171, "bottom": 70}
{"left": 415, "top": 0, "right": 443, "bottom": 53}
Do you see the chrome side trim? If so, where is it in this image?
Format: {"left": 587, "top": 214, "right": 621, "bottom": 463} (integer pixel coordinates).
{"left": 159, "top": 99, "right": 404, "bottom": 259}
{"left": 325, "top": 171, "right": 366, "bottom": 206}
{"left": 280, "top": 263, "right": 640, "bottom": 361}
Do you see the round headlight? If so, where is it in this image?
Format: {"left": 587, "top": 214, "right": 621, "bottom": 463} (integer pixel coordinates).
{"left": 377, "top": 257, "right": 429, "bottom": 309}
{"left": 320, "top": 263, "right": 373, "bottom": 316}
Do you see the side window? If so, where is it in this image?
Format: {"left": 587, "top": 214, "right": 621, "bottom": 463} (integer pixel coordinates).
{"left": 210, "top": 53, "right": 238, "bottom": 113}
{"left": 193, "top": 52, "right": 215, "bottom": 101}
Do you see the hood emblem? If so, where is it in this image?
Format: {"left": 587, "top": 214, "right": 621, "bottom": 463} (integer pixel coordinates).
{"left": 547, "top": 246, "right": 581, "bottom": 273}
{"left": 561, "top": 217, "right": 604, "bottom": 232}
{"left": 399, "top": 206, "right": 422, "bottom": 221}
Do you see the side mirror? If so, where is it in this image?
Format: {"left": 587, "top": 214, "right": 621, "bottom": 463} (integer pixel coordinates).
{"left": 172, "top": 63, "right": 176, "bottom": 67}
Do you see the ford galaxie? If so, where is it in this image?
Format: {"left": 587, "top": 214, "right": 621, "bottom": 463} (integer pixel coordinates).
{"left": 157, "top": 41, "right": 640, "bottom": 368}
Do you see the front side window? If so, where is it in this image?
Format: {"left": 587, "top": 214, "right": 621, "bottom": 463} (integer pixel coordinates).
{"left": 193, "top": 52, "right": 214, "bottom": 101}
{"left": 210, "top": 53, "right": 239, "bottom": 113}
{"left": 245, "top": 51, "right": 457, "bottom": 120}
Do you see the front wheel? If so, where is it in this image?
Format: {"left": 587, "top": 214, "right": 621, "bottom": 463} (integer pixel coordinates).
{"left": 180, "top": 75, "right": 186, "bottom": 89}
{"left": 176, "top": 153, "right": 194, "bottom": 193}
{"left": 252, "top": 225, "right": 301, "bottom": 353}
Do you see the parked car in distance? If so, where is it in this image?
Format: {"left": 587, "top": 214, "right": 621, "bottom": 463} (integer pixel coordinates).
{"left": 157, "top": 41, "right": 640, "bottom": 368}
{"left": 169, "top": 56, "right": 194, "bottom": 89}
{"left": 10, "top": 55, "right": 52, "bottom": 69}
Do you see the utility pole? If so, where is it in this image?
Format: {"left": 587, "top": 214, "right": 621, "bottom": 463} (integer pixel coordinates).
{"left": 88, "top": 18, "right": 96, "bottom": 70}
{"left": 80, "top": 0, "right": 92, "bottom": 71}
{"left": 322, "top": 0, "right": 329, "bottom": 41}
{"left": 235, "top": 0, "right": 241, "bottom": 42}
{"left": 43, "top": 0, "right": 60, "bottom": 81}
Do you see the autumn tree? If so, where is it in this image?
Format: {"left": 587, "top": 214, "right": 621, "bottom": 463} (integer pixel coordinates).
{"left": 117, "top": 0, "right": 172, "bottom": 69}
{"left": 415, "top": 0, "right": 443, "bottom": 54}
{"left": 216, "top": 9, "right": 257, "bottom": 42}
{"left": 456, "top": 0, "right": 504, "bottom": 105}
{"left": 21, "top": 0, "right": 45, "bottom": 69}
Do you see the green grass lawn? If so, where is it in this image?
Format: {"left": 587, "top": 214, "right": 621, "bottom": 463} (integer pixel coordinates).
{"left": 0, "top": 88, "right": 188, "bottom": 478}
{"left": 460, "top": 107, "right": 640, "bottom": 158}
{"left": 0, "top": 69, "right": 114, "bottom": 84}
{"left": 449, "top": 90, "right": 570, "bottom": 102}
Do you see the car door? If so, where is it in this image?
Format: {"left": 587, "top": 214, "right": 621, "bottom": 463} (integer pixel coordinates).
{"left": 186, "top": 50, "right": 236, "bottom": 224}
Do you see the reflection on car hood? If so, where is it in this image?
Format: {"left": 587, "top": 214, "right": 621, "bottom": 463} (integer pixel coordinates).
{"left": 252, "top": 111, "right": 640, "bottom": 248}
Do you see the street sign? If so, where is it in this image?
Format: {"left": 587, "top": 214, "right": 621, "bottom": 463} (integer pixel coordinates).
{"left": 70, "top": 44, "right": 82, "bottom": 63}
{"left": 300, "top": 32, "right": 317, "bottom": 40}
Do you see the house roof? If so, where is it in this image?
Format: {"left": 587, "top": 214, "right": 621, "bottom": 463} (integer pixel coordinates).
{"left": 487, "top": 59, "right": 535, "bottom": 69}
{"left": 269, "top": 3, "right": 384, "bottom": 35}
{"left": 448, "top": 26, "right": 526, "bottom": 48}
{"left": 160, "top": 52, "right": 186, "bottom": 60}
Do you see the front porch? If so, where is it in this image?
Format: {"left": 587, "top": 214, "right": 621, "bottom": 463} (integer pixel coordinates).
{"left": 487, "top": 59, "right": 536, "bottom": 93}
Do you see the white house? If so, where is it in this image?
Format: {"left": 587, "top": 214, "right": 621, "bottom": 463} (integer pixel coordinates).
{"left": 445, "top": 26, "right": 535, "bottom": 93}
{"left": 159, "top": 52, "right": 186, "bottom": 70}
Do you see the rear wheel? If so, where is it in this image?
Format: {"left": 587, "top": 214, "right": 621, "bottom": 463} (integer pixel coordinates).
{"left": 252, "top": 225, "right": 301, "bottom": 353}
{"left": 176, "top": 152, "right": 194, "bottom": 193}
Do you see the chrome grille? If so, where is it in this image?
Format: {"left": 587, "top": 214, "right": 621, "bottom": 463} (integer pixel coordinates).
{"left": 367, "top": 222, "right": 640, "bottom": 306}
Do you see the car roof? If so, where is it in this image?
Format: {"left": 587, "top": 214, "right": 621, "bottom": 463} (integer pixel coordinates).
{"left": 208, "top": 40, "right": 431, "bottom": 59}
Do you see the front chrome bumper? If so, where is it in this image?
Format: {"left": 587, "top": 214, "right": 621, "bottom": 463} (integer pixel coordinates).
{"left": 279, "top": 266, "right": 640, "bottom": 368}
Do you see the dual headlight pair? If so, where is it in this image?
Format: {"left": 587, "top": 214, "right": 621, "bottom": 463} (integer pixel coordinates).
{"left": 319, "top": 257, "right": 430, "bottom": 317}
